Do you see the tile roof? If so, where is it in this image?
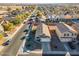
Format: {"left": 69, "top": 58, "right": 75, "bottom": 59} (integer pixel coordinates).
{"left": 74, "top": 23, "right": 79, "bottom": 30}
{"left": 35, "top": 23, "right": 51, "bottom": 38}
{"left": 56, "top": 23, "right": 69, "bottom": 33}
{"left": 72, "top": 23, "right": 79, "bottom": 32}
{"left": 56, "top": 23, "right": 77, "bottom": 33}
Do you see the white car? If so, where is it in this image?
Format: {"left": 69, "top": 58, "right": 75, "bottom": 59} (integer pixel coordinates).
{"left": 26, "top": 50, "right": 31, "bottom": 53}
{"left": 25, "top": 34, "right": 29, "bottom": 39}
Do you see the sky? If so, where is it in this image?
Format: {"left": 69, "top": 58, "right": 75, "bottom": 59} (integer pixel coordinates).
{"left": 0, "top": 0, "right": 79, "bottom": 3}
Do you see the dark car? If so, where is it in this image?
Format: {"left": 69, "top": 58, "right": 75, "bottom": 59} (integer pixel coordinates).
{"left": 31, "top": 15, "right": 35, "bottom": 17}
{"left": 68, "top": 42, "right": 75, "bottom": 49}
{"left": 2, "top": 40, "right": 10, "bottom": 46}
{"left": 23, "top": 29, "right": 28, "bottom": 32}
{"left": 23, "top": 21, "right": 26, "bottom": 24}
{"left": 77, "top": 42, "right": 79, "bottom": 45}
{"left": 21, "top": 36, "right": 25, "bottom": 40}
{"left": 27, "top": 21, "right": 32, "bottom": 24}
{"left": 4, "top": 33, "right": 8, "bottom": 37}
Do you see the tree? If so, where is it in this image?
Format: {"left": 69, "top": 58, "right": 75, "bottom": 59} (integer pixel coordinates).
{"left": 10, "top": 19, "right": 21, "bottom": 25}
{"left": 36, "top": 11, "right": 42, "bottom": 18}
{"left": 0, "top": 34, "right": 4, "bottom": 39}
{"left": 2, "top": 22, "right": 14, "bottom": 31}
{"left": 15, "top": 12, "right": 30, "bottom": 21}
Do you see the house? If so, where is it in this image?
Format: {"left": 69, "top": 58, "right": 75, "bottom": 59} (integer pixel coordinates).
{"left": 35, "top": 23, "right": 51, "bottom": 42}
{"left": 55, "top": 23, "right": 78, "bottom": 42}
{"left": 51, "top": 15, "right": 72, "bottom": 23}
{"left": 35, "top": 23, "right": 51, "bottom": 51}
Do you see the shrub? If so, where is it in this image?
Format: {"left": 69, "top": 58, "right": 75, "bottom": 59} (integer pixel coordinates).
{"left": 10, "top": 19, "right": 22, "bottom": 25}
{"left": 3, "top": 22, "right": 14, "bottom": 31}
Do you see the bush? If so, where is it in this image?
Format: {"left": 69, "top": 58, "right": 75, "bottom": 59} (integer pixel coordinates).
{"left": 10, "top": 19, "right": 22, "bottom": 25}
{"left": 15, "top": 12, "right": 30, "bottom": 21}
{"left": 3, "top": 22, "right": 14, "bottom": 31}
{"left": 0, "top": 34, "right": 4, "bottom": 39}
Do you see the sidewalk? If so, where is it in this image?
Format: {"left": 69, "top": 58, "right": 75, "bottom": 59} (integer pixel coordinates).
{"left": 0, "top": 46, "right": 4, "bottom": 52}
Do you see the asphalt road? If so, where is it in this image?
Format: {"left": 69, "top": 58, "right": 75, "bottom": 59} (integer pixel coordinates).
{"left": 0, "top": 23, "right": 28, "bottom": 56}
{"left": 0, "top": 6, "right": 37, "bottom": 56}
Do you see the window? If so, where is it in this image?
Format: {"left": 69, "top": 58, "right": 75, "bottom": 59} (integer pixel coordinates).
{"left": 67, "top": 34, "right": 69, "bottom": 36}
{"left": 72, "top": 33, "right": 76, "bottom": 36}
{"left": 75, "top": 33, "right": 76, "bottom": 36}
{"left": 64, "top": 34, "right": 66, "bottom": 36}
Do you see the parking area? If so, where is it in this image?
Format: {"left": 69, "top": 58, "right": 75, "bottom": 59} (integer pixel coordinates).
{"left": 50, "top": 31, "right": 79, "bottom": 56}
{"left": 65, "top": 42, "right": 79, "bottom": 56}
{"left": 23, "top": 29, "right": 41, "bottom": 52}
{"left": 50, "top": 31, "right": 66, "bottom": 51}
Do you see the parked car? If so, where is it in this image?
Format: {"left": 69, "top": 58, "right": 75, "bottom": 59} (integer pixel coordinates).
{"left": 2, "top": 40, "right": 10, "bottom": 46}
{"left": 23, "top": 20, "right": 27, "bottom": 24}
{"left": 26, "top": 50, "right": 31, "bottom": 53}
{"left": 21, "top": 36, "right": 25, "bottom": 40}
{"left": 4, "top": 33, "right": 8, "bottom": 37}
{"left": 77, "top": 42, "right": 79, "bottom": 45}
{"left": 68, "top": 42, "right": 75, "bottom": 49}
{"left": 25, "top": 34, "right": 29, "bottom": 39}
{"left": 23, "top": 29, "right": 28, "bottom": 32}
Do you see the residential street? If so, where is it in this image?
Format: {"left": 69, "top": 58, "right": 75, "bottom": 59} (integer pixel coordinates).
{"left": 0, "top": 6, "right": 37, "bottom": 56}
{"left": 0, "top": 22, "right": 28, "bottom": 56}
